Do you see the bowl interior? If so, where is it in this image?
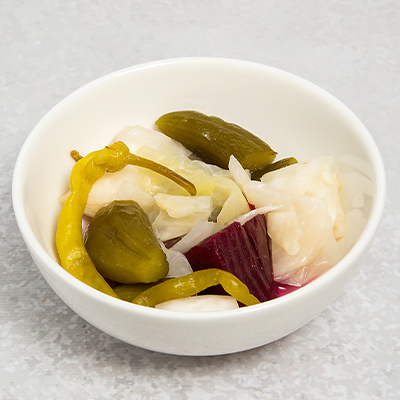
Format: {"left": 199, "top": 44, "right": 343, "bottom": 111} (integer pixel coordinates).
{"left": 12, "top": 58, "right": 386, "bottom": 355}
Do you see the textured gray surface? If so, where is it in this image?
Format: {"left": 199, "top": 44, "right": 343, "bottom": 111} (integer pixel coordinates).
{"left": 1, "top": 1, "right": 399, "bottom": 399}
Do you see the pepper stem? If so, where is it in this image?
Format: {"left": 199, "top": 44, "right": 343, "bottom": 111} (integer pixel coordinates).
{"left": 124, "top": 153, "right": 197, "bottom": 196}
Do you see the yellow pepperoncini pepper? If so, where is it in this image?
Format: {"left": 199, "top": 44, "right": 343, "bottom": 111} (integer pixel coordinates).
{"left": 56, "top": 141, "right": 196, "bottom": 298}
{"left": 132, "top": 269, "right": 260, "bottom": 307}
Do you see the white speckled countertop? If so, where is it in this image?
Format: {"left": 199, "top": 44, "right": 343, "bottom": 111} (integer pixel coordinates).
{"left": 1, "top": 1, "right": 399, "bottom": 399}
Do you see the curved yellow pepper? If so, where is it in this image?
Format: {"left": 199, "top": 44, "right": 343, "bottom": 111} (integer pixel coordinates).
{"left": 132, "top": 269, "right": 260, "bottom": 307}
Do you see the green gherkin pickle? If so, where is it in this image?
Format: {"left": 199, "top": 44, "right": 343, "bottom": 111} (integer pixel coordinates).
{"left": 156, "top": 110, "right": 277, "bottom": 172}
{"left": 84, "top": 200, "right": 168, "bottom": 284}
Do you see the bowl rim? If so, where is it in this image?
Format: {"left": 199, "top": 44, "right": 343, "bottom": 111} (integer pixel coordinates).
{"left": 12, "top": 57, "right": 386, "bottom": 321}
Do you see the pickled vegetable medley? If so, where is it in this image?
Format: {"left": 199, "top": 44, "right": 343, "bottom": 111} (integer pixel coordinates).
{"left": 57, "top": 111, "right": 367, "bottom": 312}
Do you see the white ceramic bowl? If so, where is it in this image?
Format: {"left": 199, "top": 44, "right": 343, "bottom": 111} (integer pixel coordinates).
{"left": 13, "top": 58, "right": 385, "bottom": 356}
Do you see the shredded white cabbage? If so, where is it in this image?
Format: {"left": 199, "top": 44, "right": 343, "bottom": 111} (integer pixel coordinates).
{"left": 154, "top": 193, "right": 212, "bottom": 219}
{"left": 113, "top": 125, "right": 192, "bottom": 156}
{"left": 152, "top": 194, "right": 213, "bottom": 240}
{"left": 135, "top": 142, "right": 249, "bottom": 240}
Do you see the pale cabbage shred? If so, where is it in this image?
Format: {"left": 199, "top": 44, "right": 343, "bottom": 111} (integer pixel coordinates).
{"left": 155, "top": 295, "right": 239, "bottom": 312}
{"left": 65, "top": 125, "right": 367, "bottom": 312}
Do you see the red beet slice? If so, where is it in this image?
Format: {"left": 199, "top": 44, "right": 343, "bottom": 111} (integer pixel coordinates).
{"left": 184, "top": 214, "right": 275, "bottom": 302}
